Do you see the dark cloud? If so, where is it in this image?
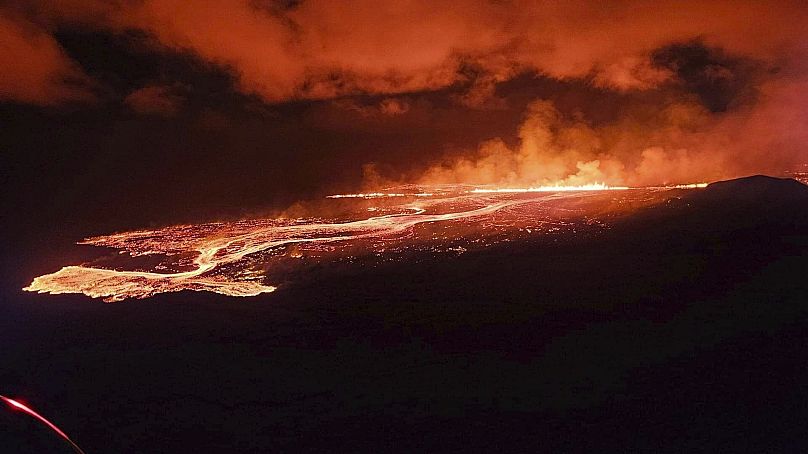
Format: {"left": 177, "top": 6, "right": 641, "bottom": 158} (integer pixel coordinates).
{"left": 653, "top": 41, "right": 764, "bottom": 112}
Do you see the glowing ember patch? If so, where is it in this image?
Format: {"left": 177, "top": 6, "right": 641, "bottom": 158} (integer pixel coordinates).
{"left": 1, "top": 395, "right": 86, "bottom": 454}
{"left": 24, "top": 183, "right": 708, "bottom": 302}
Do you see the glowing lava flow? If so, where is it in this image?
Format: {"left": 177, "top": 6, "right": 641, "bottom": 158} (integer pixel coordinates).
{"left": 1, "top": 395, "right": 87, "bottom": 454}
{"left": 24, "top": 183, "right": 709, "bottom": 302}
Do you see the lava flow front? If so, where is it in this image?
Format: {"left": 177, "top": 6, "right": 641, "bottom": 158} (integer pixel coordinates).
{"left": 24, "top": 184, "right": 705, "bottom": 302}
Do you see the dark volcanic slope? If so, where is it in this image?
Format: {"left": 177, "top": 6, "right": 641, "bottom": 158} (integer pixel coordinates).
{"left": 624, "top": 174, "right": 808, "bottom": 229}
{"left": 696, "top": 174, "right": 808, "bottom": 204}
{"left": 2, "top": 176, "right": 808, "bottom": 453}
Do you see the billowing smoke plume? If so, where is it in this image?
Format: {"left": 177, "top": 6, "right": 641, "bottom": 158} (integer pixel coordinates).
{"left": 408, "top": 37, "right": 808, "bottom": 187}
{"left": 417, "top": 99, "right": 721, "bottom": 186}
{"left": 417, "top": 56, "right": 808, "bottom": 187}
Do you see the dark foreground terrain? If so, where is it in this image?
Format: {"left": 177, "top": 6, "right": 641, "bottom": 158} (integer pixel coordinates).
{"left": 2, "top": 175, "right": 808, "bottom": 453}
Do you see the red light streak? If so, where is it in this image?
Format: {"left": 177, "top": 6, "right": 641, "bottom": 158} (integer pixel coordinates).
{"left": 1, "top": 395, "right": 86, "bottom": 454}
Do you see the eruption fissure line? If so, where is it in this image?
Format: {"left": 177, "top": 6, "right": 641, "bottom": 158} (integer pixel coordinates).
{"left": 469, "top": 183, "right": 629, "bottom": 193}
{"left": 326, "top": 192, "right": 434, "bottom": 199}
{"left": 324, "top": 182, "right": 707, "bottom": 198}
{"left": 1, "top": 396, "right": 87, "bottom": 454}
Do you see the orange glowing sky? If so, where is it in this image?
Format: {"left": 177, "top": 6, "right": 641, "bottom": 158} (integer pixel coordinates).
{"left": 1, "top": 1, "right": 807, "bottom": 237}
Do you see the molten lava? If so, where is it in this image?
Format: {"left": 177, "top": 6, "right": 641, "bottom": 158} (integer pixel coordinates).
{"left": 24, "top": 183, "right": 707, "bottom": 302}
